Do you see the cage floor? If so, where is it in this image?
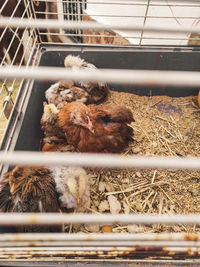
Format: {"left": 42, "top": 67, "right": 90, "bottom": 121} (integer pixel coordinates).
{"left": 67, "top": 90, "right": 200, "bottom": 234}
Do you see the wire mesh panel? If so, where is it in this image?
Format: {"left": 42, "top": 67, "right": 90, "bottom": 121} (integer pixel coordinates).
{"left": 0, "top": 0, "right": 39, "bottom": 145}
{"left": 18, "top": 0, "right": 200, "bottom": 45}
{"left": 1, "top": 0, "right": 200, "bottom": 264}
{"left": 63, "top": 0, "right": 87, "bottom": 42}
{"left": 83, "top": 0, "right": 200, "bottom": 45}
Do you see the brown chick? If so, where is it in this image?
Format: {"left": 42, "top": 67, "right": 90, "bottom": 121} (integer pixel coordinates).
{"left": 45, "top": 80, "right": 91, "bottom": 109}
{"left": 0, "top": 166, "right": 64, "bottom": 232}
{"left": 51, "top": 167, "right": 90, "bottom": 212}
{"left": 40, "top": 102, "right": 65, "bottom": 145}
{"left": 64, "top": 55, "right": 109, "bottom": 104}
{"left": 58, "top": 102, "right": 134, "bottom": 153}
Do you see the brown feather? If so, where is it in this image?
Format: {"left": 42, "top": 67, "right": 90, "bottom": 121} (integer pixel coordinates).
{"left": 40, "top": 102, "right": 66, "bottom": 146}
{"left": 58, "top": 102, "right": 134, "bottom": 153}
{"left": 1, "top": 166, "right": 64, "bottom": 232}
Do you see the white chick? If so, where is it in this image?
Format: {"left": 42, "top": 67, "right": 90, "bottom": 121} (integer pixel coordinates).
{"left": 64, "top": 54, "right": 96, "bottom": 71}
{"left": 64, "top": 55, "right": 109, "bottom": 104}
{"left": 41, "top": 102, "right": 59, "bottom": 124}
{"left": 51, "top": 167, "right": 90, "bottom": 212}
{"left": 45, "top": 80, "right": 90, "bottom": 109}
{"left": 40, "top": 102, "right": 65, "bottom": 145}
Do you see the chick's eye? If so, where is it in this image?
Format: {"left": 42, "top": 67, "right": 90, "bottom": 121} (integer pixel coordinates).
{"left": 14, "top": 172, "right": 21, "bottom": 178}
{"left": 71, "top": 114, "right": 76, "bottom": 120}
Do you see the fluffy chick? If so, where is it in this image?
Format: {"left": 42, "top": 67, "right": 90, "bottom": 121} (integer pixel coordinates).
{"left": 64, "top": 54, "right": 109, "bottom": 104}
{"left": 45, "top": 80, "right": 90, "bottom": 109}
{"left": 0, "top": 166, "right": 64, "bottom": 232}
{"left": 40, "top": 102, "right": 65, "bottom": 145}
{"left": 58, "top": 102, "right": 134, "bottom": 153}
{"left": 51, "top": 167, "right": 90, "bottom": 212}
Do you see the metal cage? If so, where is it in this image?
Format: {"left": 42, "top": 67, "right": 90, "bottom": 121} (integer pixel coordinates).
{"left": 1, "top": 0, "right": 200, "bottom": 265}
{"left": 63, "top": 0, "right": 87, "bottom": 42}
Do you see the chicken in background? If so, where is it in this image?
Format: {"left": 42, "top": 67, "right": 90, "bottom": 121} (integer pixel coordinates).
{"left": 64, "top": 55, "right": 109, "bottom": 104}
{"left": 50, "top": 167, "right": 90, "bottom": 212}
{"left": 58, "top": 102, "right": 134, "bottom": 153}
{"left": 40, "top": 102, "right": 66, "bottom": 148}
{"left": 0, "top": 166, "right": 64, "bottom": 232}
{"left": 45, "top": 80, "right": 91, "bottom": 109}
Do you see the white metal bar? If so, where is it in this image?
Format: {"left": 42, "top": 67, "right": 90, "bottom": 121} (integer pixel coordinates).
{"left": 140, "top": 0, "right": 150, "bottom": 46}
{"left": 2, "top": 17, "right": 200, "bottom": 35}
{"left": 0, "top": 152, "right": 200, "bottom": 170}
{"left": 0, "top": 246, "right": 180, "bottom": 252}
{"left": 1, "top": 241, "right": 200, "bottom": 248}
{"left": 38, "top": 31, "right": 200, "bottom": 42}
{"left": 33, "top": 2, "right": 200, "bottom": 8}
{"left": 0, "top": 246, "right": 154, "bottom": 252}
{"left": 0, "top": 0, "right": 10, "bottom": 13}
{"left": 1, "top": 66, "right": 200, "bottom": 87}
{"left": 1, "top": 151, "right": 200, "bottom": 169}
{"left": 0, "top": 232, "right": 198, "bottom": 241}
{"left": 31, "top": 0, "right": 200, "bottom": 4}
{"left": 34, "top": 10, "right": 200, "bottom": 19}
{"left": 0, "top": 213, "right": 200, "bottom": 225}
{"left": 0, "top": 246, "right": 196, "bottom": 253}
{"left": 39, "top": 31, "right": 195, "bottom": 41}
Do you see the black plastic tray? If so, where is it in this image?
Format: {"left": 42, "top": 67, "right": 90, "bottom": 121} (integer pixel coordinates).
{"left": 1, "top": 43, "right": 200, "bottom": 262}
{"left": 1, "top": 44, "right": 200, "bottom": 152}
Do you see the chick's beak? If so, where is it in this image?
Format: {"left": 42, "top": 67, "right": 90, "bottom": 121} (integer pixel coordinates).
{"left": 77, "top": 196, "right": 81, "bottom": 205}
{"left": 10, "top": 184, "right": 15, "bottom": 194}
{"left": 86, "top": 116, "right": 94, "bottom": 134}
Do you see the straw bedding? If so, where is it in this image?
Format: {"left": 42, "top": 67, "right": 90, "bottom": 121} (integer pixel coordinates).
{"left": 67, "top": 90, "right": 200, "bottom": 234}
{"left": 0, "top": 81, "right": 20, "bottom": 144}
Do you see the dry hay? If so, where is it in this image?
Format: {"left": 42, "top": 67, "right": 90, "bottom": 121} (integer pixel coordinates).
{"left": 0, "top": 81, "right": 21, "bottom": 144}
{"left": 66, "top": 90, "right": 200, "bottom": 234}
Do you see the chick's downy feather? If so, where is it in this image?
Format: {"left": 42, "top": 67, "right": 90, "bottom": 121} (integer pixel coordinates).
{"left": 51, "top": 167, "right": 90, "bottom": 212}
{"left": 64, "top": 55, "right": 109, "bottom": 104}
{"left": 0, "top": 166, "right": 64, "bottom": 232}
{"left": 45, "top": 80, "right": 91, "bottom": 108}
{"left": 40, "top": 102, "right": 66, "bottom": 145}
{"left": 58, "top": 102, "right": 134, "bottom": 153}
